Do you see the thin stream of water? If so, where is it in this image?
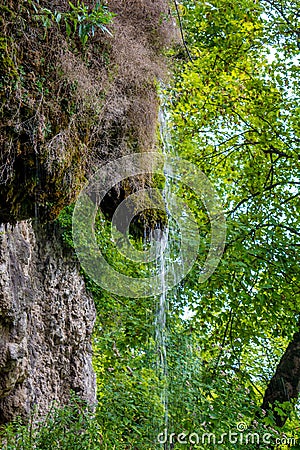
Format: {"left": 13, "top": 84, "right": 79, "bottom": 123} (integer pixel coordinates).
{"left": 154, "top": 226, "right": 169, "bottom": 448}
{"left": 153, "top": 103, "right": 177, "bottom": 449}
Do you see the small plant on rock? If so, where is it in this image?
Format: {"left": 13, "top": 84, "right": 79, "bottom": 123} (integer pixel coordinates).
{"left": 34, "top": 1, "right": 115, "bottom": 45}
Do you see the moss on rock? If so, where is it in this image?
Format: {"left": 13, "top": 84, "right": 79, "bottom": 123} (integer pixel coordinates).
{"left": 0, "top": 0, "right": 176, "bottom": 223}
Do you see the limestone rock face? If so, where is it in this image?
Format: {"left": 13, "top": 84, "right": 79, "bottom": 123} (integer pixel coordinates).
{"left": 0, "top": 221, "right": 96, "bottom": 423}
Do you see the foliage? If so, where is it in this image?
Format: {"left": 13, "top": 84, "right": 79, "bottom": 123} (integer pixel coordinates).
{"left": 168, "top": 0, "right": 300, "bottom": 341}
{"left": 1, "top": 395, "right": 100, "bottom": 450}
{"left": 34, "top": 1, "right": 115, "bottom": 45}
{"left": 56, "top": 204, "right": 75, "bottom": 249}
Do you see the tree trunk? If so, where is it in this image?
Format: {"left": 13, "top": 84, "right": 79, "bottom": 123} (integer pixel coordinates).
{"left": 262, "top": 323, "right": 300, "bottom": 427}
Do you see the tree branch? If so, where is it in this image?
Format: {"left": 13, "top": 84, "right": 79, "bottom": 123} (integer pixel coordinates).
{"left": 172, "top": 0, "right": 193, "bottom": 63}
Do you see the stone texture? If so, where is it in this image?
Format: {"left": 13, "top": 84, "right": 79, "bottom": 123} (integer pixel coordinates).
{"left": 0, "top": 221, "right": 96, "bottom": 423}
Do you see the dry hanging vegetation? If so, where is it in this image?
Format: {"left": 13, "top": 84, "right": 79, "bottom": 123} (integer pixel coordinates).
{"left": 0, "top": 0, "right": 177, "bottom": 223}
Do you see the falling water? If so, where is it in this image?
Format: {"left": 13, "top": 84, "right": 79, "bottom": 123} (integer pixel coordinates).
{"left": 154, "top": 225, "right": 169, "bottom": 449}
{"left": 152, "top": 101, "right": 178, "bottom": 450}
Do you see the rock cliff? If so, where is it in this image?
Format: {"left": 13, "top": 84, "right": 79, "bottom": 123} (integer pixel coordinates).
{"left": 0, "top": 221, "right": 96, "bottom": 423}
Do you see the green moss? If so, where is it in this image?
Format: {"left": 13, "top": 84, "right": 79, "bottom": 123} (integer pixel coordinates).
{"left": 0, "top": 0, "right": 168, "bottom": 224}
{"left": 0, "top": 39, "right": 18, "bottom": 84}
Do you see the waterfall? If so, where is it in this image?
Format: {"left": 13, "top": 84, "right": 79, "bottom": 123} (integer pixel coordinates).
{"left": 152, "top": 100, "right": 178, "bottom": 449}
{"left": 153, "top": 224, "right": 169, "bottom": 448}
